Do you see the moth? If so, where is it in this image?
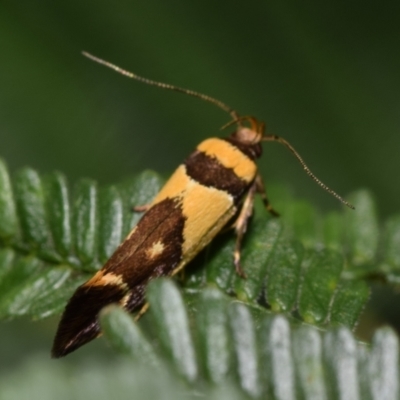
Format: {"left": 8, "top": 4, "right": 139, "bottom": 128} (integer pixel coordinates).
{"left": 52, "top": 52, "right": 353, "bottom": 357}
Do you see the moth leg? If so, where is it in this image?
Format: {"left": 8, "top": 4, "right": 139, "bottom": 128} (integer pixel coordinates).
{"left": 255, "top": 174, "right": 280, "bottom": 217}
{"left": 132, "top": 204, "right": 151, "bottom": 213}
{"left": 233, "top": 180, "right": 258, "bottom": 278}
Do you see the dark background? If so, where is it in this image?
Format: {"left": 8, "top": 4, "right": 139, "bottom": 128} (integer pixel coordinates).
{"left": 0, "top": 0, "right": 399, "bottom": 374}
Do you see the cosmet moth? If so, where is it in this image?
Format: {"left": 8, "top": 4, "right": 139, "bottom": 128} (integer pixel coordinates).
{"left": 52, "top": 52, "right": 353, "bottom": 357}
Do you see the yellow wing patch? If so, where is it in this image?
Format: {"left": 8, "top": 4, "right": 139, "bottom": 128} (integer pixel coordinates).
{"left": 151, "top": 165, "right": 189, "bottom": 205}
{"left": 181, "top": 181, "right": 234, "bottom": 255}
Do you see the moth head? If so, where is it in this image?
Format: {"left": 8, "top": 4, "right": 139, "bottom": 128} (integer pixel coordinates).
{"left": 224, "top": 116, "right": 264, "bottom": 159}
{"left": 234, "top": 126, "right": 263, "bottom": 145}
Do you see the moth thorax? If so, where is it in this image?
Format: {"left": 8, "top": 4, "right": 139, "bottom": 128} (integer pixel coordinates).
{"left": 234, "top": 127, "right": 262, "bottom": 145}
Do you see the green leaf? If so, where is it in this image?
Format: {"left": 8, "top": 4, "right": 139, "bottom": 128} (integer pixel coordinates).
{"left": 234, "top": 217, "right": 283, "bottom": 302}
{"left": 260, "top": 315, "right": 296, "bottom": 400}
{"left": 119, "top": 171, "right": 165, "bottom": 235}
{"left": 0, "top": 159, "right": 18, "bottom": 240}
{"left": 14, "top": 168, "right": 56, "bottom": 260}
{"left": 43, "top": 172, "right": 72, "bottom": 259}
{"left": 101, "top": 287, "right": 400, "bottom": 399}
{"left": 100, "top": 305, "right": 159, "bottom": 366}
{"left": 2, "top": 161, "right": 400, "bottom": 399}
{"left": 0, "top": 279, "right": 397, "bottom": 400}
{"left": 283, "top": 200, "right": 320, "bottom": 248}
{"left": 0, "top": 165, "right": 385, "bottom": 335}
{"left": 330, "top": 280, "right": 370, "bottom": 328}
{"left": 323, "top": 328, "right": 361, "bottom": 399}
{"left": 205, "top": 234, "right": 236, "bottom": 291}
{"left": 367, "top": 328, "right": 399, "bottom": 400}
{"left": 28, "top": 274, "right": 87, "bottom": 319}
{"left": 195, "top": 288, "right": 234, "bottom": 384}
{"left": 323, "top": 211, "right": 344, "bottom": 251}
{"left": 299, "top": 249, "right": 343, "bottom": 324}
{"left": 72, "top": 179, "right": 98, "bottom": 268}
{"left": 292, "top": 326, "right": 327, "bottom": 400}
{"left": 0, "top": 253, "right": 43, "bottom": 307}
{"left": 266, "top": 239, "right": 304, "bottom": 312}
{"left": 381, "top": 215, "right": 400, "bottom": 272}
{"left": 146, "top": 279, "right": 198, "bottom": 382}
{"left": 0, "top": 356, "right": 194, "bottom": 400}
{"left": 0, "top": 266, "right": 71, "bottom": 319}
{"left": 229, "top": 302, "right": 261, "bottom": 398}
{"left": 0, "top": 248, "right": 15, "bottom": 286}
{"left": 345, "top": 190, "right": 379, "bottom": 266}
{"left": 97, "top": 186, "right": 124, "bottom": 263}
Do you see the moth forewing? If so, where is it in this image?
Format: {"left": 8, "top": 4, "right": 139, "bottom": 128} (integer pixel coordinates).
{"left": 52, "top": 136, "right": 261, "bottom": 357}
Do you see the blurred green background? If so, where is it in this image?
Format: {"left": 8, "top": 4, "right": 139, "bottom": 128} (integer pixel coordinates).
{"left": 0, "top": 0, "right": 399, "bottom": 383}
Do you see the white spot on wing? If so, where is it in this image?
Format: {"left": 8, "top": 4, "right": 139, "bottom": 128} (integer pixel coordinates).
{"left": 147, "top": 240, "right": 165, "bottom": 259}
{"left": 84, "top": 271, "right": 128, "bottom": 290}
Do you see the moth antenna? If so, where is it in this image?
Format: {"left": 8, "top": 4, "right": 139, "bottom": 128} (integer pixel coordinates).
{"left": 220, "top": 116, "right": 258, "bottom": 131}
{"left": 263, "top": 134, "right": 354, "bottom": 209}
{"left": 82, "top": 51, "right": 239, "bottom": 121}
{"left": 220, "top": 118, "right": 242, "bottom": 131}
{"left": 82, "top": 51, "right": 352, "bottom": 209}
